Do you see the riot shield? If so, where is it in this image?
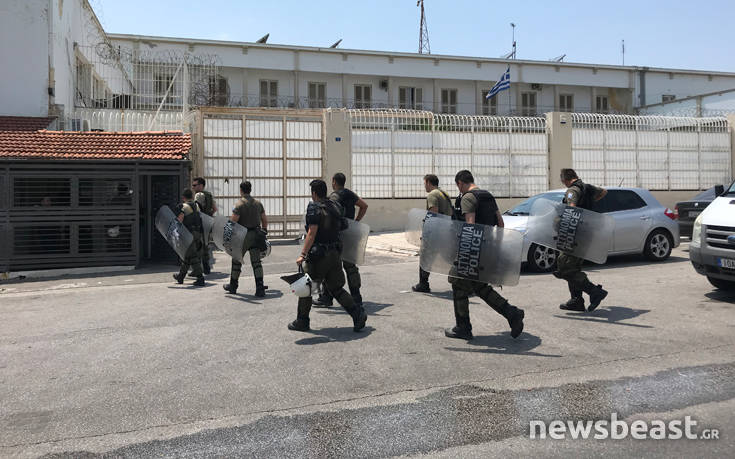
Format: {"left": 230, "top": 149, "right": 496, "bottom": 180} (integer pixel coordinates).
{"left": 211, "top": 216, "right": 248, "bottom": 263}
{"left": 420, "top": 217, "right": 523, "bottom": 286}
{"left": 340, "top": 219, "right": 370, "bottom": 265}
{"left": 405, "top": 208, "right": 451, "bottom": 247}
{"left": 154, "top": 206, "right": 194, "bottom": 260}
{"left": 200, "top": 213, "right": 214, "bottom": 244}
{"left": 525, "top": 198, "right": 614, "bottom": 264}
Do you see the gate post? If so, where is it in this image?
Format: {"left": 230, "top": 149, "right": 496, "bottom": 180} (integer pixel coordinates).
{"left": 324, "top": 109, "right": 352, "bottom": 185}
{"left": 546, "top": 112, "right": 573, "bottom": 190}
{"left": 728, "top": 114, "right": 735, "bottom": 180}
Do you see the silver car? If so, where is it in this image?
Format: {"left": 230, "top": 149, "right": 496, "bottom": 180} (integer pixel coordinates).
{"left": 503, "top": 187, "right": 681, "bottom": 272}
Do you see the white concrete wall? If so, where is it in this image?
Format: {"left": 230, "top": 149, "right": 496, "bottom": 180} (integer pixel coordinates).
{"left": 0, "top": 0, "right": 49, "bottom": 116}
{"left": 637, "top": 71, "right": 735, "bottom": 107}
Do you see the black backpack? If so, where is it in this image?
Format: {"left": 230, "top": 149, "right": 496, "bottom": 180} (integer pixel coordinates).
{"left": 454, "top": 189, "right": 498, "bottom": 226}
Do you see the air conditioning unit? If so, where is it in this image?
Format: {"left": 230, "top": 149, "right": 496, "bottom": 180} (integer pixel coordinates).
{"left": 531, "top": 83, "right": 543, "bottom": 91}
{"left": 379, "top": 79, "right": 389, "bottom": 90}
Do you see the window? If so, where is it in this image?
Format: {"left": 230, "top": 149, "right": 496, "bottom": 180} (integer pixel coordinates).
{"left": 399, "top": 87, "right": 423, "bottom": 110}
{"left": 662, "top": 94, "right": 676, "bottom": 103}
{"left": 154, "top": 74, "right": 174, "bottom": 97}
{"left": 208, "top": 75, "right": 229, "bottom": 106}
{"left": 13, "top": 177, "right": 71, "bottom": 207}
{"left": 481, "top": 90, "right": 498, "bottom": 115}
{"left": 521, "top": 92, "right": 537, "bottom": 116}
{"left": 441, "top": 89, "right": 457, "bottom": 113}
{"left": 79, "top": 179, "right": 133, "bottom": 207}
{"left": 75, "top": 56, "right": 92, "bottom": 107}
{"left": 559, "top": 94, "right": 573, "bottom": 112}
{"left": 260, "top": 80, "right": 278, "bottom": 107}
{"left": 354, "top": 84, "right": 372, "bottom": 109}
{"left": 93, "top": 77, "right": 107, "bottom": 108}
{"left": 308, "top": 82, "right": 326, "bottom": 108}
{"left": 595, "top": 95, "right": 609, "bottom": 113}
{"left": 593, "top": 190, "right": 646, "bottom": 213}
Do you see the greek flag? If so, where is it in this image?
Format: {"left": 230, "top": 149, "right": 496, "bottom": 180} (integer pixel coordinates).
{"left": 486, "top": 66, "right": 510, "bottom": 99}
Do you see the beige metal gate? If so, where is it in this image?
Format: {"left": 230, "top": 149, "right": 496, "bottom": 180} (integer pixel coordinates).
{"left": 198, "top": 109, "right": 324, "bottom": 238}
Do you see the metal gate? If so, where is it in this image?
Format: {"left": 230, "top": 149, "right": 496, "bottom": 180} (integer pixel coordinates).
{"left": 199, "top": 109, "right": 324, "bottom": 238}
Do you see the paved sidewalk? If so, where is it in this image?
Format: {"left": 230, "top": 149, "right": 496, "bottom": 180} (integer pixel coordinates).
{"left": 366, "top": 231, "right": 419, "bottom": 256}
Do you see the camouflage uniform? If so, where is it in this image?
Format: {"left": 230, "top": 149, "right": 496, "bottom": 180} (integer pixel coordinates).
{"left": 226, "top": 195, "right": 267, "bottom": 296}
{"left": 173, "top": 200, "right": 204, "bottom": 285}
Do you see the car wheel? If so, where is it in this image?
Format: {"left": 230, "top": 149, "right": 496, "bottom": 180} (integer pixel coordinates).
{"left": 643, "top": 229, "right": 673, "bottom": 261}
{"left": 707, "top": 276, "right": 735, "bottom": 291}
{"left": 527, "top": 243, "right": 558, "bottom": 273}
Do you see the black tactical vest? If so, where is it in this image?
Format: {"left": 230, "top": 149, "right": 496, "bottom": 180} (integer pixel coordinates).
{"left": 312, "top": 200, "right": 346, "bottom": 244}
{"left": 181, "top": 201, "right": 203, "bottom": 234}
{"left": 454, "top": 189, "right": 499, "bottom": 226}
{"left": 565, "top": 179, "right": 593, "bottom": 210}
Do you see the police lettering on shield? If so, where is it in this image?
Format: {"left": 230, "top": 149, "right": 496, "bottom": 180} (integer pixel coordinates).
{"left": 456, "top": 224, "right": 484, "bottom": 280}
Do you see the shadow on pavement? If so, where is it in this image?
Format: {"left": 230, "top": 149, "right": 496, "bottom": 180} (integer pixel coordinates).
{"left": 315, "top": 301, "right": 394, "bottom": 317}
{"left": 704, "top": 290, "right": 735, "bottom": 304}
{"left": 446, "top": 331, "right": 561, "bottom": 357}
{"left": 225, "top": 289, "right": 284, "bottom": 304}
{"left": 587, "top": 255, "right": 688, "bottom": 271}
{"left": 294, "top": 326, "right": 375, "bottom": 345}
{"left": 554, "top": 306, "right": 653, "bottom": 328}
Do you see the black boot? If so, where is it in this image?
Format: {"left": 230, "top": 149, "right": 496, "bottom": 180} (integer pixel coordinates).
{"left": 192, "top": 276, "right": 206, "bottom": 287}
{"left": 313, "top": 287, "right": 333, "bottom": 307}
{"left": 288, "top": 316, "right": 310, "bottom": 331}
{"left": 255, "top": 278, "right": 266, "bottom": 297}
{"left": 202, "top": 259, "right": 211, "bottom": 275}
{"left": 350, "top": 286, "right": 363, "bottom": 306}
{"left": 223, "top": 279, "right": 238, "bottom": 294}
{"left": 350, "top": 305, "right": 368, "bottom": 332}
{"left": 172, "top": 273, "right": 184, "bottom": 284}
{"left": 445, "top": 315, "right": 473, "bottom": 340}
{"left": 583, "top": 281, "right": 608, "bottom": 312}
{"left": 505, "top": 305, "right": 525, "bottom": 339}
{"left": 412, "top": 283, "right": 431, "bottom": 293}
{"left": 560, "top": 282, "right": 585, "bottom": 311}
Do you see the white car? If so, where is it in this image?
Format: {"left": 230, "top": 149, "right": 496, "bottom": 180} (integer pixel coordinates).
{"left": 502, "top": 188, "right": 680, "bottom": 272}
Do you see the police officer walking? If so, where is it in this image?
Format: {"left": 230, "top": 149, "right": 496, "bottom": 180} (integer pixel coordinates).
{"left": 412, "top": 173, "right": 453, "bottom": 293}
{"left": 445, "top": 170, "right": 525, "bottom": 340}
{"left": 557, "top": 168, "right": 608, "bottom": 312}
{"left": 192, "top": 177, "right": 217, "bottom": 274}
{"left": 172, "top": 189, "right": 205, "bottom": 287}
{"left": 223, "top": 181, "right": 269, "bottom": 297}
{"left": 313, "top": 172, "right": 369, "bottom": 307}
{"left": 289, "top": 179, "right": 367, "bottom": 332}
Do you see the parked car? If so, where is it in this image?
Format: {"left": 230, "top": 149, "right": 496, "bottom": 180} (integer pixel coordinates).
{"left": 675, "top": 185, "right": 724, "bottom": 238}
{"left": 503, "top": 187, "right": 680, "bottom": 272}
{"left": 689, "top": 180, "right": 735, "bottom": 291}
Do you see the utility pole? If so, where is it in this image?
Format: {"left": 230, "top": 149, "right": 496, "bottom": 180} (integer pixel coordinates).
{"left": 418, "top": 0, "right": 430, "bottom": 54}
{"left": 511, "top": 23, "right": 516, "bottom": 59}
{"left": 622, "top": 39, "right": 625, "bottom": 66}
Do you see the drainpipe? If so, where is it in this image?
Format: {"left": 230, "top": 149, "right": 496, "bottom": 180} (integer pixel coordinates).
{"left": 639, "top": 67, "right": 647, "bottom": 107}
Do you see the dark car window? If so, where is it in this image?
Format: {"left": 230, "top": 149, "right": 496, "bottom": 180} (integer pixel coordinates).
{"left": 692, "top": 188, "right": 716, "bottom": 201}
{"left": 505, "top": 192, "right": 565, "bottom": 215}
{"left": 593, "top": 190, "right": 647, "bottom": 213}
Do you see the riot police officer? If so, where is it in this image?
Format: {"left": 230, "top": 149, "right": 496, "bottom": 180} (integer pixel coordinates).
{"left": 192, "top": 177, "right": 217, "bottom": 274}
{"left": 289, "top": 179, "right": 367, "bottom": 332}
{"left": 557, "top": 168, "right": 608, "bottom": 312}
{"left": 223, "top": 181, "right": 269, "bottom": 297}
{"left": 313, "top": 172, "right": 368, "bottom": 307}
{"left": 446, "top": 170, "right": 525, "bottom": 340}
{"left": 172, "top": 189, "right": 205, "bottom": 287}
{"left": 412, "top": 173, "right": 453, "bottom": 293}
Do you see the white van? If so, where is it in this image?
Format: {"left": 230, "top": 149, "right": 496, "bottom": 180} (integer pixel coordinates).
{"left": 690, "top": 180, "right": 735, "bottom": 291}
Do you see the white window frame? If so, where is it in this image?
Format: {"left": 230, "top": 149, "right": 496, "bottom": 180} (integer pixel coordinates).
{"left": 354, "top": 84, "right": 372, "bottom": 109}
{"left": 260, "top": 80, "right": 278, "bottom": 107}
{"left": 481, "top": 90, "right": 498, "bottom": 115}
{"left": 662, "top": 94, "right": 676, "bottom": 103}
{"left": 399, "top": 86, "right": 423, "bottom": 110}
{"left": 441, "top": 88, "right": 458, "bottom": 114}
{"left": 521, "top": 91, "right": 537, "bottom": 116}
{"left": 595, "top": 95, "right": 609, "bottom": 113}
{"left": 559, "top": 94, "right": 573, "bottom": 112}
{"left": 308, "top": 82, "right": 326, "bottom": 108}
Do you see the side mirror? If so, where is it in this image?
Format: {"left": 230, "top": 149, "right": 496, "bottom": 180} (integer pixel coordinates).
{"left": 715, "top": 184, "right": 725, "bottom": 196}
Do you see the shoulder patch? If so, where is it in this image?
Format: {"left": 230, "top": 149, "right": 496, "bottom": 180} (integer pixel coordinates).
{"left": 567, "top": 192, "right": 574, "bottom": 199}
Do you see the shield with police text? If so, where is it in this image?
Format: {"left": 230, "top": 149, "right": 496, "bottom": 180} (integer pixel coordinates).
{"left": 211, "top": 216, "right": 248, "bottom": 263}
{"left": 154, "top": 206, "right": 194, "bottom": 260}
{"left": 405, "top": 208, "right": 451, "bottom": 247}
{"left": 419, "top": 215, "right": 523, "bottom": 286}
{"left": 340, "top": 219, "right": 370, "bottom": 265}
{"left": 525, "top": 198, "right": 614, "bottom": 264}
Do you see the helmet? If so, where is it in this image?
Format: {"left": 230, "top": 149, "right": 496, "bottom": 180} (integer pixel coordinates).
{"left": 260, "top": 239, "right": 271, "bottom": 259}
{"left": 280, "top": 270, "right": 312, "bottom": 298}
{"left": 194, "top": 192, "right": 206, "bottom": 207}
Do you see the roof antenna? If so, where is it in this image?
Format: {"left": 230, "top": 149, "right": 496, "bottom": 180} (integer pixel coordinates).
{"left": 618, "top": 177, "right": 624, "bottom": 186}
{"left": 330, "top": 39, "right": 342, "bottom": 48}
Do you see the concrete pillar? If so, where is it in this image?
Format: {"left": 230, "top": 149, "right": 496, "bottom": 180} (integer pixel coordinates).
{"left": 341, "top": 74, "right": 347, "bottom": 107}
{"left": 546, "top": 111, "right": 574, "bottom": 190}
{"left": 323, "top": 109, "right": 352, "bottom": 184}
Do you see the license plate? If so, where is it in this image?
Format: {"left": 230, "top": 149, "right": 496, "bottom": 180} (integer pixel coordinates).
{"left": 718, "top": 258, "right": 735, "bottom": 269}
{"left": 689, "top": 211, "right": 702, "bottom": 218}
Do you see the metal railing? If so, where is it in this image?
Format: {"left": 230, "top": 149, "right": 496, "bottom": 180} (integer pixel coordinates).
{"left": 73, "top": 108, "right": 194, "bottom": 132}
{"left": 571, "top": 113, "right": 731, "bottom": 190}
{"left": 348, "top": 109, "right": 548, "bottom": 199}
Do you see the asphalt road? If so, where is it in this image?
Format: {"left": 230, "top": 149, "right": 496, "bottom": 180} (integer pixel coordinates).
{"left": 1, "top": 243, "right": 734, "bottom": 458}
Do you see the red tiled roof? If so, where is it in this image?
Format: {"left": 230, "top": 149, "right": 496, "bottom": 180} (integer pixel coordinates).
{"left": 0, "top": 116, "right": 55, "bottom": 131}
{"left": 0, "top": 130, "right": 191, "bottom": 160}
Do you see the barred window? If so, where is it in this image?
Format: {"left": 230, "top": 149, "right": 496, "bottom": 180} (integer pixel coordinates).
{"left": 13, "top": 225, "right": 71, "bottom": 255}
{"left": 79, "top": 178, "right": 134, "bottom": 207}
{"left": 13, "top": 177, "right": 72, "bottom": 207}
{"left": 79, "top": 224, "right": 134, "bottom": 253}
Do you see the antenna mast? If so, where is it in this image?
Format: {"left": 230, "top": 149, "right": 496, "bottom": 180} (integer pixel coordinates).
{"left": 417, "top": 0, "right": 430, "bottom": 54}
